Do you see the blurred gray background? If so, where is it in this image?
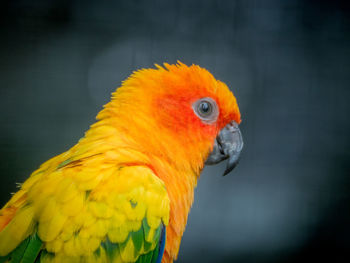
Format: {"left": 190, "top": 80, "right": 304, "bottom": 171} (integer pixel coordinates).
{"left": 0, "top": 0, "right": 349, "bottom": 262}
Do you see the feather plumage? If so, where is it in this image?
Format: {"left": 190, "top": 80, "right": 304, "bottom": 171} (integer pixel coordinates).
{"left": 0, "top": 62, "right": 241, "bottom": 263}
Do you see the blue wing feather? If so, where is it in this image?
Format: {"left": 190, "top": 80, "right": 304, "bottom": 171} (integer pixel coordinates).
{"left": 155, "top": 225, "right": 166, "bottom": 263}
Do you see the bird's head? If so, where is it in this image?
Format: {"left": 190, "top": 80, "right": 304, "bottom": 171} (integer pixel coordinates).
{"left": 99, "top": 62, "right": 243, "bottom": 176}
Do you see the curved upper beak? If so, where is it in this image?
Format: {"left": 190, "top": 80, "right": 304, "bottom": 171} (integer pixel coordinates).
{"left": 205, "top": 121, "right": 243, "bottom": 176}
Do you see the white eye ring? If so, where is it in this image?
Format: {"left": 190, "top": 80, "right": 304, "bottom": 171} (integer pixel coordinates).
{"left": 192, "top": 97, "right": 219, "bottom": 124}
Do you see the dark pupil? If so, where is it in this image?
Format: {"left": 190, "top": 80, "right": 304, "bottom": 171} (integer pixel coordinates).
{"left": 200, "top": 102, "right": 210, "bottom": 113}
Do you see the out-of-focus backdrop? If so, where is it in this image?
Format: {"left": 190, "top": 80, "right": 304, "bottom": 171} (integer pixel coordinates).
{"left": 1, "top": 0, "right": 349, "bottom": 262}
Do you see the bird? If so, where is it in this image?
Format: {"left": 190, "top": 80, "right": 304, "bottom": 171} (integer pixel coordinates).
{"left": 0, "top": 62, "right": 243, "bottom": 263}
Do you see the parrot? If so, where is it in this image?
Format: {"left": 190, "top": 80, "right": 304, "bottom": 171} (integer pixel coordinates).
{"left": 0, "top": 62, "right": 243, "bottom": 263}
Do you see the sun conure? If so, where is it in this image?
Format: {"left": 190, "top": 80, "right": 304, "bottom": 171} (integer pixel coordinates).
{"left": 0, "top": 62, "right": 243, "bottom": 263}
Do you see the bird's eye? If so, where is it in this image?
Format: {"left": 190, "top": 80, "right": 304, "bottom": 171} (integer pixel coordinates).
{"left": 199, "top": 101, "right": 212, "bottom": 115}
{"left": 192, "top": 97, "right": 219, "bottom": 124}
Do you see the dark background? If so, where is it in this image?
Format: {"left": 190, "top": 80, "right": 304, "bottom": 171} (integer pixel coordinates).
{"left": 0, "top": 0, "right": 349, "bottom": 262}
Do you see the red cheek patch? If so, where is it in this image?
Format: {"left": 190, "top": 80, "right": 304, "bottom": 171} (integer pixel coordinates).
{"left": 155, "top": 94, "right": 218, "bottom": 139}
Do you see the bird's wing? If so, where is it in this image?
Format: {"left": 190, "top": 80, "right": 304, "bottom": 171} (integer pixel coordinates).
{"left": 0, "top": 154, "right": 170, "bottom": 263}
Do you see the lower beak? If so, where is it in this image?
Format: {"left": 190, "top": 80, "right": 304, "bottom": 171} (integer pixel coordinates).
{"left": 205, "top": 121, "right": 243, "bottom": 176}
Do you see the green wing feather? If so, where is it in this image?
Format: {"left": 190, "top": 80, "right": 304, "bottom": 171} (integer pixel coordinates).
{"left": 5, "top": 222, "right": 164, "bottom": 263}
{"left": 101, "top": 219, "right": 165, "bottom": 263}
{"left": 1, "top": 233, "right": 42, "bottom": 263}
{"left": 20, "top": 234, "right": 42, "bottom": 263}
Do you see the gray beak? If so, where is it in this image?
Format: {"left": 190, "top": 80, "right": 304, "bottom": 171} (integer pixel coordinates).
{"left": 205, "top": 121, "right": 243, "bottom": 176}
